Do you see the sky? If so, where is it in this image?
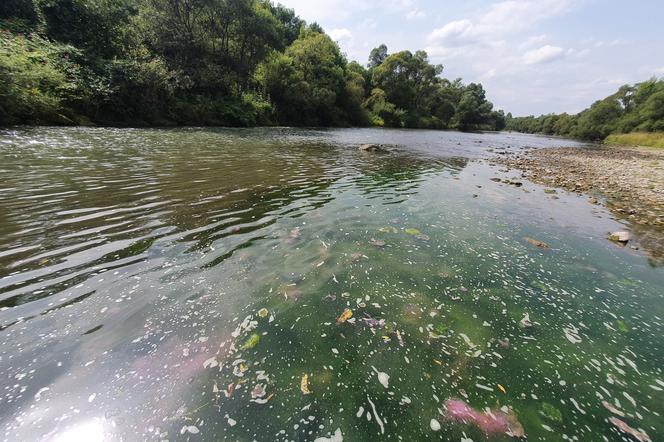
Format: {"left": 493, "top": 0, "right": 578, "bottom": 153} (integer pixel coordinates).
{"left": 275, "top": 0, "right": 664, "bottom": 116}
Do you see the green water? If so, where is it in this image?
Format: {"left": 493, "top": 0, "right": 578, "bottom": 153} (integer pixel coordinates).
{"left": 0, "top": 127, "right": 662, "bottom": 441}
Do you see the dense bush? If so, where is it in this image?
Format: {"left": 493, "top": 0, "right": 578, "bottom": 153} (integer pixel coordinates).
{"left": 1, "top": 0, "right": 503, "bottom": 130}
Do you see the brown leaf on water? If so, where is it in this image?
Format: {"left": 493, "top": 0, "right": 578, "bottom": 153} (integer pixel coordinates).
{"left": 336, "top": 308, "right": 353, "bottom": 325}
{"left": 524, "top": 237, "right": 550, "bottom": 249}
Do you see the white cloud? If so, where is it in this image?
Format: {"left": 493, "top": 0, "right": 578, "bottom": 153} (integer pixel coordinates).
{"left": 523, "top": 45, "right": 565, "bottom": 64}
{"left": 427, "top": 19, "right": 475, "bottom": 45}
{"left": 329, "top": 28, "right": 353, "bottom": 42}
{"left": 276, "top": 0, "right": 417, "bottom": 22}
{"left": 519, "top": 34, "right": 547, "bottom": 50}
{"left": 427, "top": 0, "right": 575, "bottom": 49}
{"left": 406, "top": 8, "right": 425, "bottom": 20}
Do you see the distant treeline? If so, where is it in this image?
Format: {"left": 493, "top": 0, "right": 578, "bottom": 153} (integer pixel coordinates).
{"left": 0, "top": 0, "right": 504, "bottom": 130}
{"left": 505, "top": 78, "right": 664, "bottom": 140}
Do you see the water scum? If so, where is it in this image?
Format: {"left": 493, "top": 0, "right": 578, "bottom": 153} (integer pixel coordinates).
{"left": 0, "top": 128, "right": 662, "bottom": 441}
{"left": 177, "top": 210, "right": 663, "bottom": 441}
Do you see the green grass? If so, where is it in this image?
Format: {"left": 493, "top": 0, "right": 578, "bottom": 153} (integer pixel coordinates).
{"left": 605, "top": 132, "right": 664, "bottom": 149}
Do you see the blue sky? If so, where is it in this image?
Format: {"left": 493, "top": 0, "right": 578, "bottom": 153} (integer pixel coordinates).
{"left": 276, "top": 0, "right": 664, "bottom": 115}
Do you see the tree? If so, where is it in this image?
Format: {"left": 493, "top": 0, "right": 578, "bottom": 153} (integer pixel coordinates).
{"left": 574, "top": 98, "right": 623, "bottom": 140}
{"left": 260, "top": 30, "right": 352, "bottom": 126}
{"left": 368, "top": 44, "right": 388, "bottom": 68}
{"left": 452, "top": 83, "right": 494, "bottom": 130}
{"left": 371, "top": 50, "right": 445, "bottom": 127}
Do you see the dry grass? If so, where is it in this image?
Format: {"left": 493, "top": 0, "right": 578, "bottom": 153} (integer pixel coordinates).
{"left": 605, "top": 132, "right": 664, "bottom": 149}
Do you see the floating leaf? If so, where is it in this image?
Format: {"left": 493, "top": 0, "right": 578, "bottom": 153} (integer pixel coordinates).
{"left": 258, "top": 308, "right": 269, "bottom": 318}
{"left": 405, "top": 228, "right": 421, "bottom": 235}
{"left": 336, "top": 308, "right": 353, "bottom": 325}
{"left": 300, "top": 374, "right": 312, "bottom": 395}
{"left": 378, "top": 226, "right": 398, "bottom": 233}
{"left": 241, "top": 333, "right": 261, "bottom": 350}
{"left": 497, "top": 384, "right": 507, "bottom": 394}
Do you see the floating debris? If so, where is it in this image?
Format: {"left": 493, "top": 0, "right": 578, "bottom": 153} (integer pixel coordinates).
{"left": 370, "top": 238, "right": 386, "bottom": 247}
{"left": 443, "top": 399, "right": 525, "bottom": 438}
{"left": 524, "top": 237, "right": 550, "bottom": 249}
{"left": 602, "top": 401, "right": 625, "bottom": 417}
{"left": 258, "top": 308, "right": 269, "bottom": 318}
{"left": 251, "top": 384, "right": 266, "bottom": 399}
{"left": 314, "top": 428, "right": 343, "bottom": 442}
{"left": 300, "top": 374, "right": 312, "bottom": 395}
{"left": 241, "top": 333, "right": 261, "bottom": 350}
{"left": 520, "top": 313, "right": 533, "bottom": 328}
{"left": 430, "top": 418, "right": 441, "bottom": 431}
{"left": 336, "top": 308, "right": 353, "bottom": 325}
{"left": 180, "top": 425, "right": 200, "bottom": 435}
{"left": 361, "top": 314, "right": 385, "bottom": 329}
{"left": 372, "top": 366, "right": 390, "bottom": 388}
{"left": 609, "top": 417, "right": 651, "bottom": 442}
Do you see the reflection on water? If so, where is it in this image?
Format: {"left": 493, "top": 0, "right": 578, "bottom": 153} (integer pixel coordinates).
{"left": 0, "top": 127, "right": 662, "bottom": 441}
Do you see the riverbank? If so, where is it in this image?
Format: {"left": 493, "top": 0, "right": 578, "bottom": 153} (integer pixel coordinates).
{"left": 495, "top": 143, "right": 664, "bottom": 259}
{"left": 606, "top": 132, "right": 664, "bottom": 149}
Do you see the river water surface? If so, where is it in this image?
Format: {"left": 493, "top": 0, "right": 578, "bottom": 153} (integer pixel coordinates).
{"left": 0, "top": 127, "right": 662, "bottom": 441}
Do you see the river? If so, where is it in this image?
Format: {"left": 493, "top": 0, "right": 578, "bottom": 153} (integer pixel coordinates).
{"left": 0, "top": 127, "right": 662, "bottom": 441}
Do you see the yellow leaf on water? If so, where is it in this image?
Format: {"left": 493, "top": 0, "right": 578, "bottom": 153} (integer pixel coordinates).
{"left": 498, "top": 384, "right": 507, "bottom": 394}
{"left": 300, "top": 374, "right": 312, "bottom": 395}
{"left": 336, "top": 308, "right": 353, "bottom": 324}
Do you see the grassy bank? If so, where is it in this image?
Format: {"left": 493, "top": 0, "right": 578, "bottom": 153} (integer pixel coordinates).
{"left": 605, "top": 132, "right": 664, "bottom": 149}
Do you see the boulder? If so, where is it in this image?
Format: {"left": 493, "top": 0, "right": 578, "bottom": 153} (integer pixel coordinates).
{"left": 608, "top": 231, "right": 630, "bottom": 244}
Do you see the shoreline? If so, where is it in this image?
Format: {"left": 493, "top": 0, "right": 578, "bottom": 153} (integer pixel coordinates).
{"left": 494, "top": 144, "right": 664, "bottom": 260}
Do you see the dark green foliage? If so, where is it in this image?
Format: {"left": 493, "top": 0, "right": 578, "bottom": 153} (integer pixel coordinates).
{"left": 506, "top": 78, "right": 664, "bottom": 140}
{"left": 0, "top": 4, "right": 504, "bottom": 130}
{"left": 0, "top": 0, "right": 39, "bottom": 24}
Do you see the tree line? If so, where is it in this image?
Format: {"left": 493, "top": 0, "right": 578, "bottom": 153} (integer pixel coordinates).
{"left": 505, "top": 78, "right": 664, "bottom": 140}
{"left": 1, "top": 0, "right": 504, "bottom": 130}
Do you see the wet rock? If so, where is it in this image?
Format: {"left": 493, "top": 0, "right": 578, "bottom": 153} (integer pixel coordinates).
{"left": 608, "top": 231, "right": 630, "bottom": 244}
{"left": 359, "top": 144, "right": 387, "bottom": 153}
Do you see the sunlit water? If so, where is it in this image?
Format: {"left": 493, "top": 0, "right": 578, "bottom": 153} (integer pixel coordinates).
{"left": 0, "top": 127, "right": 662, "bottom": 441}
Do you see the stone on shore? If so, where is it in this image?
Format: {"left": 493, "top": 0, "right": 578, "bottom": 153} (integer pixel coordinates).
{"left": 608, "top": 231, "right": 630, "bottom": 244}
